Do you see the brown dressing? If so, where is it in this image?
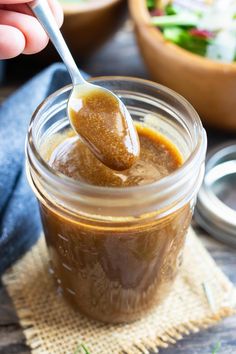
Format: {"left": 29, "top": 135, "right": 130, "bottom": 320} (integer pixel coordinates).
{"left": 69, "top": 87, "right": 140, "bottom": 171}
{"left": 49, "top": 124, "right": 183, "bottom": 187}
{"left": 38, "top": 125, "right": 190, "bottom": 323}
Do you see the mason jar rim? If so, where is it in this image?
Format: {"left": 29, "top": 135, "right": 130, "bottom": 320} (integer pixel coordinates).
{"left": 27, "top": 76, "right": 207, "bottom": 199}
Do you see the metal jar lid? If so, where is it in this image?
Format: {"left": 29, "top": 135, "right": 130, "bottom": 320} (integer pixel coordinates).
{"left": 195, "top": 142, "right": 236, "bottom": 246}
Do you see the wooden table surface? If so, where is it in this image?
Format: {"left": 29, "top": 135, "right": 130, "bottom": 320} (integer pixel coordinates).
{"left": 0, "top": 19, "right": 236, "bottom": 354}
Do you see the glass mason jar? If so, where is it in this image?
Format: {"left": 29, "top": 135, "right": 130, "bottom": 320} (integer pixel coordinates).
{"left": 26, "top": 77, "right": 207, "bottom": 324}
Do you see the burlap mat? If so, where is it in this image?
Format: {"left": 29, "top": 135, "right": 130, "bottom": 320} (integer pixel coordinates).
{"left": 3, "top": 228, "right": 236, "bottom": 354}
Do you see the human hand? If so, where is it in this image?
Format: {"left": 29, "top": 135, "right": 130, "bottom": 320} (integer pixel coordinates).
{"left": 0, "top": 0, "right": 63, "bottom": 59}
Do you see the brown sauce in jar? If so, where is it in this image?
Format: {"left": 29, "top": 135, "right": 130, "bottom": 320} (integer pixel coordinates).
{"left": 40, "top": 125, "right": 191, "bottom": 323}
{"left": 49, "top": 124, "right": 182, "bottom": 187}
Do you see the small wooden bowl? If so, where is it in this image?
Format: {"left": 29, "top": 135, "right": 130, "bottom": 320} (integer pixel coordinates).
{"left": 129, "top": 0, "right": 236, "bottom": 131}
{"left": 61, "top": 0, "right": 126, "bottom": 60}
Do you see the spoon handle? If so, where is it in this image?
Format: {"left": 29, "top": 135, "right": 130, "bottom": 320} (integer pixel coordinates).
{"left": 28, "top": 0, "right": 85, "bottom": 85}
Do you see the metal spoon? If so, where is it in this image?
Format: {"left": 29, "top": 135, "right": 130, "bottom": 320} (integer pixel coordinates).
{"left": 28, "top": 0, "right": 140, "bottom": 171}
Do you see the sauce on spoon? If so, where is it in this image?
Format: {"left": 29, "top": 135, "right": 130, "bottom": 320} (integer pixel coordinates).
{"left": 69, "top": 85, "right": 140, "bottom": 171}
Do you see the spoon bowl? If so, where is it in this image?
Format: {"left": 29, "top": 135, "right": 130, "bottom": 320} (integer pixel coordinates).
{"left": 68, "top": 82, "right": 140, "bottom": 170}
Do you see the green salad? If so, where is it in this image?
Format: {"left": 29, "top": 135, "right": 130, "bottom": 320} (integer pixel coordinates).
{"left": 147, "top": 0, "right": 236, "bottom": 62}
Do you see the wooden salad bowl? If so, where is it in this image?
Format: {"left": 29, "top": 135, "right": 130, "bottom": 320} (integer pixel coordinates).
{"left": 129, "top": 0, "right": 236, "bottom": 131}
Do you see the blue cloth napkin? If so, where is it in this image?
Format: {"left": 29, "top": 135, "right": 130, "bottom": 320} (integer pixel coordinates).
{"left": 0, "top": 63, "right": 87, "bottom": 275}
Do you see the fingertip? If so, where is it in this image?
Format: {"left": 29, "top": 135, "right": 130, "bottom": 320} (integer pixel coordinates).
{"left": 23, "top": 39, "right": 49, "bottom": 55}
{"left": 0, "top": 25, "right": 25, "bottom": 59}
{"left": 23, "top": 32, "right": 49, "bottom": 55}
{"left": 22, "top": 17, "right": 49, "bottom": 54}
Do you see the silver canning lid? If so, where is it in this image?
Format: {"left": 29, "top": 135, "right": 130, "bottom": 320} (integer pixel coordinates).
{"left": 195, "top": 142, "right": 236, "bottom": 246}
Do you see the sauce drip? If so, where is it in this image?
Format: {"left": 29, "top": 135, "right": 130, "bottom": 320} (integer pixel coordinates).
{"left": 69, "top": 86, "right": 140, "bottom": 171}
